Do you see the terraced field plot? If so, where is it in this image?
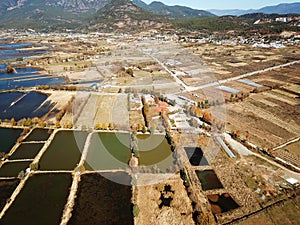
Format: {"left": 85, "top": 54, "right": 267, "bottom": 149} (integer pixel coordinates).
{"left": 75, "top": 94, "right": 129, "bottom": 130}
{"left": 226, "top": 88, "right": 300, "bottom": 148}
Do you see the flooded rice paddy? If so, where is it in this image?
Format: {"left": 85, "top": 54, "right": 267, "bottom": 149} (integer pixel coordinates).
{"left": 0, "top": 173, "right": 72, "bottom": 225}
{"left": 0, "top": 161, "right": 32, "bottom": 177}
{"left": 195, "top": 170, "right": 224, "bottom": 191}
{"left": 39, "top": 131, "right": 88, "bottom": 170}
{"left": 68, "top": 172, "right": 133, "bottom": 225}
{"left": 9, "top": 143, "right": 44, "bottom": 160}
{"left": 84, "top": 132, "right": 131, "bottom": 170}
{"left": 0, "top": 128, "right": 22, "bottom": 153}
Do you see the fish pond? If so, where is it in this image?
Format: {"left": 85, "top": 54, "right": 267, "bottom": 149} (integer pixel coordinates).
{"left": 0, "top": 127, "right": 22, "bottom": 154}
{"left": 0, "top": 161, "right": 32, "bottom": 177}
{"left": 0, "top": 173, "right": 72, "bottom": 225}
{"left": 9, "top": 143, "right": 44, "bottom": 160}
{"left": 84, "top": 132, "right": 131, "bottom": 171}
{"left": 136, "top": 134, "right": 173, "bottom": 168}
{"left": 184, "top": 147, "right": 209, "bottom": 166}
{"left": 39, "top": 131, "right": 88, "bottom": 170}
{"left": 0, "top": 41, "right": 46, "bottom": 61}
{"left": 0, "top": 179, "right": 19, "bottom": 212}
{"left": 0, "top": 66, "right": 65, "bottom": 91}
{"left": 207, "top": 193, "right": 239, "bottom": 214}
{"left": 68, "top": 172, "right": 133, "bottom": 225}
{"left": 195, "top": 170, "right": 224, "bottom": 191}
{"left": 0, "top": 91, "right": 54, "bottom": 121}
{"left": 24, "top": 128, "right": 52, "bottom": 142}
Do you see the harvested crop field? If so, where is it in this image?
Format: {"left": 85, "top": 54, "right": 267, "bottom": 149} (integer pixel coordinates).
{"left": 226, "top": 93, "right": 300, "bottom": 148}
{"left": 75, "top": 93, "right": 129, "bottom": 130}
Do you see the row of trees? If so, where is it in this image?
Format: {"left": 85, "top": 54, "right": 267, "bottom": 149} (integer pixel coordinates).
{"left": 95, "top": 123, "right": 114, "bottom": 130}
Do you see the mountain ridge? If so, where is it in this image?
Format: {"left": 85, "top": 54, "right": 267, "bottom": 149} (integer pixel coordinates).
{"left": 132, "top": 0, "right": 214, "bottom": 19}
{"left": 87, "top": 0, "right": 168, "bottom": 32}
{"left": 209, "top": 2, "right": 300, "bottom": 16}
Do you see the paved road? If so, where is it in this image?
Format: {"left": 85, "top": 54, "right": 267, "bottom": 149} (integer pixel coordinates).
{"left": 184, "top": 59, "right": 300, "bottom": 92}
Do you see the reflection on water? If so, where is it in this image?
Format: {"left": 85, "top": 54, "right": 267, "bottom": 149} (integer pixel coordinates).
{"left": 0, "top": 161, "right": 32, "bottom": 177}
{"left": 196, "top": 170, "right": 223, "bottom": 191}
{"left": 0, "top": 173, "right": 72, "bottom": 225}
{"left": 0, "top": 91, "right": 54, "bottom": 121}
{"left": 0, "top": 127, "right": 22, "bottom": 153}
{"left": 85, "top": 132, "right": 131, "bottom": 170}
{"left": 39, "top": 131, "right": 88, "bottom": 170}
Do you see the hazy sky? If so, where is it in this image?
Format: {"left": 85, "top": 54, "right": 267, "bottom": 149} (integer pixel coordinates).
{"left": 142, "top": 0, "right": 299, "bottom": 10}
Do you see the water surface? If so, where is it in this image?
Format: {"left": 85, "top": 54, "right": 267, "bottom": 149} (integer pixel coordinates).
{"left": 0, "top": 128, "right": 22, "bottom": 153}
{"left": 0, "top": 173, "right": 72, "bottom": 225}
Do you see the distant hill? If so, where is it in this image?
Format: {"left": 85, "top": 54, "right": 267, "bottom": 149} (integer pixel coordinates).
{"left": 132, "top": 0, "right": 215, "bottom": 19}
{"left": 209, "top": 2, "right": 300, "bottom": 16}
{"left": 0, "top": 0, "right": 112, "bottom": 30}
{"left": 87, "top": 0, "right": 168, "bottom": 32}
{"left": 0, "top": 0, "right": 110, "bottom": 13}
{"left": 173, "top": 13, "right": 300, "bottom": 34}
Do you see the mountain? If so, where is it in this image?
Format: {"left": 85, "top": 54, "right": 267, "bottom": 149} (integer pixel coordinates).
{"left": 0, "top": 0, "right": 112, "bottom": 30}
{"left": 87, "top": 0, "right": 168, "bottom": 31}
{"left": 0, "top": 0, "right": 110, "bottom": 14}
{"left": 132, "top": 0, "right": 215, "bottom": 19}
{"left": 209, "top": 2, "right": 300, "bottom": 16}
{"left": 0, "top": 0, "right": 18, "bottom": 14}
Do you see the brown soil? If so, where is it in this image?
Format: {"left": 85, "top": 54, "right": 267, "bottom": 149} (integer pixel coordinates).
{"left": 135, "top": 174, "right": 194, "bottom": 225}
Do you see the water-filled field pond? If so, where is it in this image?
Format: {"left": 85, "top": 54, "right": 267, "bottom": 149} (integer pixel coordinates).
{"left": 195, "top": 170, "right": 224, "bottom": 191}
{"left": 0, "top": 127, "right": 22, "bottom": 153}
{"left": 39, "top": 131, "right": 88, "bottom": 170}
{"left": 84, "top": 132, "right": 131, "bottom": 170}
{"left": 0, "top": 42, "right": 46, "bottom": 61}
{"left": 68, "top": 172, "right": 133, "bottom": 225}
{"left": 0, "top": 161, "right": 32, "bottom": 177}
{"left": 24, "top": 128, "right": 52, "bottom": 142}
{"left": 0, "top": 66, "right": 65, "bottom": 91}
{"left": 0, "top": 173, "right": 72, "bottom": 225}
{"left": 184, "top": 147, "right": 209, "bottom": 166}
{"left": 0, "top": 91, "right": 53, "bottom": 121}
{"left": 0, "top": 179, "right": 19, "bottom": 212}
{"left": 207, "top": 193, "right": 239, "bottom": 214}
{"left": 9, "top": 143, "right": 44, "bottom": 160}
{"left": 136, "top": 134, "right": 173, "bottom": 167}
